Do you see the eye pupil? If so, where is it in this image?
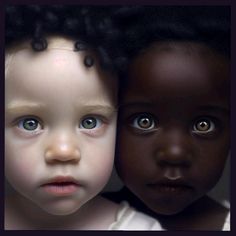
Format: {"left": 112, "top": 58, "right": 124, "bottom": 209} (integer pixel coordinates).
{"left": 23, "top": 119, "right": 38, "bottom": 130}
{"left": 138, "top": 117, "right": 152, "bottom": 128}
{"left": 197, "top": 120, "right": 209, "bottom": 131}
{"left": 82, "top": 118, "right": 96, "bottom": 129}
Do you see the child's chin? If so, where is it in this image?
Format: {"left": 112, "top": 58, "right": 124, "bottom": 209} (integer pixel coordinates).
{"left": 38, "top": 200, "right": 83, "bottom": 216}
{"left": 146, "top": 198, "right": 195, "bottom": 216}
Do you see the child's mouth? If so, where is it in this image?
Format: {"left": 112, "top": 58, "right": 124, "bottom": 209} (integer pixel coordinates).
{"left": 147, "top": 179, "right": 193, "bottom": 195}
{"left": 154, "top": 184, "right": 191, "bottom": 193}
{"left": 41, "top": 176, "right": 80, "bottom": 196}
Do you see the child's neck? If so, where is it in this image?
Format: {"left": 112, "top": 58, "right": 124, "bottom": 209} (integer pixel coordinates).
{"left": 156, "top": 195, "right": 229, "bottom": 230}
{"left": 5, "top": 192, "right": 118, "bottom": 230}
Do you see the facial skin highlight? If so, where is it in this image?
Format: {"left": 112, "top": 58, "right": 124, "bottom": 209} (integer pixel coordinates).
{"left": 5, "top": 37, "right": 117, "bottom": 216}
{"left": 116, "top": 42, "right": 230, "bottom": 216}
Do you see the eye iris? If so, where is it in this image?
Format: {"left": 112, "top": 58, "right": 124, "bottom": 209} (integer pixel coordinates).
{"left": 138, "top": 117, "right": 152, "bottom": 128}
{"left": 82, "top": 118, "right": 96, "bottom": 129}
{"left": 23, "top": 119, "right": 38, "bottom": 130}
{"left": 197, "top": 120, "right": 209, "bottom": 131}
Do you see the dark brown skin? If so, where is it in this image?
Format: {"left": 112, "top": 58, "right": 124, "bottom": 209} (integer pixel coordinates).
{"left": 116, "top": 42, "right": 230, "bottom": 229}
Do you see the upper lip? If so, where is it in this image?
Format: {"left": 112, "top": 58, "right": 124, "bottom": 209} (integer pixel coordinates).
{"left": 147, "top": 178, "right": 192, "bottom": 188}
{"left": 41, "top": 176, "right": 79, "bottom": 186}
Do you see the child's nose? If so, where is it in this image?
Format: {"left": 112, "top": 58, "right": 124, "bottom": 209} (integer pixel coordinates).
{"left": 44, "top": 133, "right": 80, "bottom": 164}
{"left": 155, "top": 129, "right": 193, "bottom": 167}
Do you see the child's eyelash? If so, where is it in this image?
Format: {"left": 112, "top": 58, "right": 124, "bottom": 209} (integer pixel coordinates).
{"left": 12, "top": 115, "right": 43, "bottom": 127}
{"left": 80, "top": 114, "right": 111, "bottom": 124}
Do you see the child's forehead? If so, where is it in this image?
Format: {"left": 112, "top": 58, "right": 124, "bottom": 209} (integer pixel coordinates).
{"left": 6, "top": 49, "right": 81, "bottom": 83}
{"left": 5, "top": 37, "right": 96, "bottom": 78}
{"left": 132, "top": 41, "right": 229, "bottom": 79}
{"left": 6, "top": 36, "right": 76, "bottom": 53}
{"left": 5, "top": 37, "right": 79, "bottom": 69}
{"left": 125, "top": 41, "right": 230, "bottom": 103}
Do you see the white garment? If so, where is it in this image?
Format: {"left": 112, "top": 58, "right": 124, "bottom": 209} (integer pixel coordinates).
{"left": 222, "top": 211, "right": 230, "bottom": 231}
{"left": 108, "top": 201, "right": 163, "bottom": 230}
{"left": 108, "top": 201, "right": 230, "bottom": 231}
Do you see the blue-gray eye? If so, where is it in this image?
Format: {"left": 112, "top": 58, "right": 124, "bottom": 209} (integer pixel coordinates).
{"left": 80, "top": 117, "right": 102, "bottom": 129}
{"left": 132, "top": 114, "right": 155, "bottom": 130}
{"left": 193, "top": 118, "right": 215, "bottom": 133}
{"left": 18, "top": 118, "right": 42, "bottom": 131}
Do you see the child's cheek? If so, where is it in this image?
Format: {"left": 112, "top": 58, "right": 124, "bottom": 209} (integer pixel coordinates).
{"left": 5, "top": 135, "right": 41, "bottom": 191}
{"left": 84, "top": 123, "right": 117, "bottom": 191}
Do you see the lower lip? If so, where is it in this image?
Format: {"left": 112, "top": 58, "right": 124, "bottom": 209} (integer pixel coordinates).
{"left": 41, "top": 183, "right": 79, "bottom": 196}
{"left": 148, "top": 184, "right": 192, "bottom": 194}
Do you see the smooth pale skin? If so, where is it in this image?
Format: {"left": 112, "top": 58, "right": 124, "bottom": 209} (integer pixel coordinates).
{"left": 116, "top": 42, "right": 230, "bottom": 230}
{"left": 5, "top": 37, "right": 119, "bottom": 229}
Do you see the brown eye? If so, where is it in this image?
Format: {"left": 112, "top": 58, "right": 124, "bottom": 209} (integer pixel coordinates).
{"left": 193, "top": 118, "right": 215, "bottom": 133}
{"left": 132, "top": 114, "right": 156, "bottom": 130}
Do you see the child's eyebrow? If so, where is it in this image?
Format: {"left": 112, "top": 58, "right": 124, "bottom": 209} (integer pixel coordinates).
{"left": 78, "top": 104, "right": 117, "bottom": 115}
{"left": 119, "top": 102, "right": 153, "bottom": 109}
{"left": 197, "top": 105, "right": 230, "bottom": 116}
{"left": 6, "top": 103, "right": 46, "bottom": 114}
{"left": 119, "top": 103, "right": 230, "bottom": 119}
{"left": 6, "top": 103, "right": 117, "bottom": 115}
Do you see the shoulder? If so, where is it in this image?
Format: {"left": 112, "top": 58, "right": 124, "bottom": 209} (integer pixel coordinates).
{"left": 108, "top": 201, "right": 163, "bottom": 230}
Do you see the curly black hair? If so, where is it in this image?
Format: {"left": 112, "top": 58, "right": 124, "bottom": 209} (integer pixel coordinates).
{"left": 101, "top": 6, "right": 230, "bottom": 77}
{"left": 5, "top": 5, "right": 116, "bottom": 71}
{"left": 5, "top": 6, "right": 230, "bottom": 75}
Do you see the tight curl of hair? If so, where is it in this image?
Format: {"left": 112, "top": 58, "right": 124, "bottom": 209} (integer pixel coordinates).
{"left": 100, "top": 6, "right": 230, "bottom": 77}
{"left": 5, "top": 5, "right": 116, "bottom": 71}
